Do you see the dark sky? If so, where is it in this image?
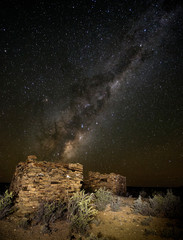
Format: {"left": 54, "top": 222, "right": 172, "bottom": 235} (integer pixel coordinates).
{"left": 0, "top": 0, "right": 183, "bottom": 186}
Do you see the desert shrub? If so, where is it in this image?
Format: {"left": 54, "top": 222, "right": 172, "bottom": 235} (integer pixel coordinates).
{"left": 133, "top": 195, "right": 152, "bottom": 216}
{"left": 148, "top": 194, "right": 165, "bottom": 216}
{"left": 67, "top": 190, "right": 98, "bottom": 233}
{"left": 94, "top": 188, "right": 113, "bottom": 211}
{"left": 139, "top": 190, "right": 147, "bottom": 198}
{"left": 18, "top": 217, "right": 31, "bottom": 229}
{"left": 34, "top": 199, "right": 67, "bottom": 226}
{"left": 0, "top": 190, "right": 15, "bottom": 219}
{"left": 110, "top": 196, "right": 121, "bottom": 212}
{"left": 133, "top": 190, "right": 183, "bottom": 218}
{"left": 161, "top": 190, "right": 183, "bottom": 218}
{"left": 149, "top": 190, "right": 183, "bottom": 218}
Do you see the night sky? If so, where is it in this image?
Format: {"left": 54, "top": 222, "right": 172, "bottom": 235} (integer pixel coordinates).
{"left": 1, "top": 0, "right": 183, "bottom": 187}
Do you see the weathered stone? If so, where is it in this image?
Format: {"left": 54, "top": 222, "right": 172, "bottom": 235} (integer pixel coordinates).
{"left": 10, "top": 155, "right": 127, "bottom": 216}
{"left": 27, "top": 155, "right": 37, "bottom": 161}
{"left": 10, "top": 156, "right": 83, "bottom": 215}
{"left": 84, "top": 171, "right": 126, "bottom": 196}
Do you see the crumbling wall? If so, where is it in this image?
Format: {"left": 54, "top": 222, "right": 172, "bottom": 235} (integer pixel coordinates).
{"left": 84, "top": 171, "right": 126, "bottom": 196}
{"left": 10, "top": 156, "right": 83, "bottom": 215}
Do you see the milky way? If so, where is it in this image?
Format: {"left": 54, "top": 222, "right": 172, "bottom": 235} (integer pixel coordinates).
{"left": 35, "top": 2, "right": 181, "bottom": 163}
{"left": 1, "top": 0, "right": 183, "bottom": 186}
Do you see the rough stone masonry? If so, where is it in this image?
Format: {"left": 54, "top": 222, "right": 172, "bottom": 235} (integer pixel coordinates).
{"left": 84, "top": 171, "right": 126, "bottom": 196}
{"left": 10, "top": 155, "right": 83, "bottom": 215}
{"left": 10, "top": 155, "right": 126, "bottom": 215}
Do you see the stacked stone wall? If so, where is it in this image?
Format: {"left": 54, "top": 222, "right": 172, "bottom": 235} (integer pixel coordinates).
{"left": 85, "top": 171, "right": 126, "bottom": 196}
{"left": 10, "top": 156, "right": 83, "bottom": 215}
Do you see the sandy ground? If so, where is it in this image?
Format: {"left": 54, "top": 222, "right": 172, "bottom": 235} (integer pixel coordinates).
{"left": 0, "top": 197, "right": 182, "bottom": 240}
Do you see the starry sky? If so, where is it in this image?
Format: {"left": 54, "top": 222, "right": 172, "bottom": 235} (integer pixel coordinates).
{"left": 0, "top": 0, "right": 183, "bottom": 186}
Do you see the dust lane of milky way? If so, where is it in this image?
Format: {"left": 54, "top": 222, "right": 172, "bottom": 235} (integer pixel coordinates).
{"left": 34, "top": 4, "right": 181, "bottom": 161}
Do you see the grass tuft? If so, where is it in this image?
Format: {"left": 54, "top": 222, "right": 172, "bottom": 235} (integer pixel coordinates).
{"left": 0, "top": 190, "right": 15, "bottom": 219}
{"left": 67, "top": 190, "right": 98, "bottom": 233}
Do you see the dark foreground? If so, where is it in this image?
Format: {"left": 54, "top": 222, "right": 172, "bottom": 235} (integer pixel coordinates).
{"left": 0, "top": 183, "right": 183, "bottom": 240}
{"left": 0, "top": 196, "right": 183, "bottom": 240}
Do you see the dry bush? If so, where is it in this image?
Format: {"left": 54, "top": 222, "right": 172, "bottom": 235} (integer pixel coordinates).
{"left": 94, "top": 188, "right": 113, "bottom": 211}
{"left": 133, "top": 190, "right": 183, "bottom": 219}
{"left": 110, "top": 196, "right": 121, "bottom": 212}
{"left": 33, "top": 199, "right": 67, "bottom": 233}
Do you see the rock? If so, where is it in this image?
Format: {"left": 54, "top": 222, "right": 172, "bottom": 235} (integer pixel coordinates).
{"left": 27, "top": 155, "right": 37, "bottom": 161}
{"left": 84, "top": 171, "right": 126, "bottom": 196}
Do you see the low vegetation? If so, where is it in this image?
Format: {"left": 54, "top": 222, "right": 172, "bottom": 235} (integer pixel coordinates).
{"left": 67, "top": 190, "right": 98, "bottom": 233}
{"left": 1, "top": 187, "right": 182, "bottom": 239}
{"left": 33, "top": 188, "right": 121, "bottom": 234}
{"left": 34, "top": 199, "right": 67, "bottom": 225}
{"left": 133, "top": 190, "right": 183, "bottom": 218}
{"left": 33, "top": 199, "right": 67, "bottom": 233}
{"left": 94, "top": 188, "right": 113, "bottom": 211}
{"left": 0, "top": 190, "right": 15, "bottom": 219}
{"left": 86, "top": 232, "right": 117, "bottom": 240}
{"left": 110, "top": 196, "right": 121, "bottom": 212}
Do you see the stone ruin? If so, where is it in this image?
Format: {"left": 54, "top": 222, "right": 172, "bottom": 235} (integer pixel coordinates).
{"left": 10, "top": 156, "right": 83, "bottom": 215}
{"left": 84, "top": 171, "right": 126, "bottom": 196}
{"left": 10, "top": 156, "right": 126, "bottom": 215}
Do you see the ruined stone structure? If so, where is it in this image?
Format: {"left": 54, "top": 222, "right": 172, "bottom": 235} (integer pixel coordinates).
{"left": 10, "top": 155, "right": 127, "bottom": 215}
{"left": 84, "top": 171, "right": 126, "bottom": 196}
{"left": 10, "top": 156, "right": 83, "bottom": 215}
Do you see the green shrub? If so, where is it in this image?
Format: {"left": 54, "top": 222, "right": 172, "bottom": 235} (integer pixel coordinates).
{"left": 0, "top": 190, "right": 15, "bottom": 219}
{"left": 133, "top": 190, "right": 183, "bottom": 218}
{"left": 94, "top": 188, "right": 113, "bottom": 211}
{"left": 67, "top": 190, "right": 98, "bottom": 233}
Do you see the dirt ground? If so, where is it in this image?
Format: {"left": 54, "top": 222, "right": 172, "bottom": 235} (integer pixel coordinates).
{"left": 0, "top": 197, "right": 182, "bottom": 240}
